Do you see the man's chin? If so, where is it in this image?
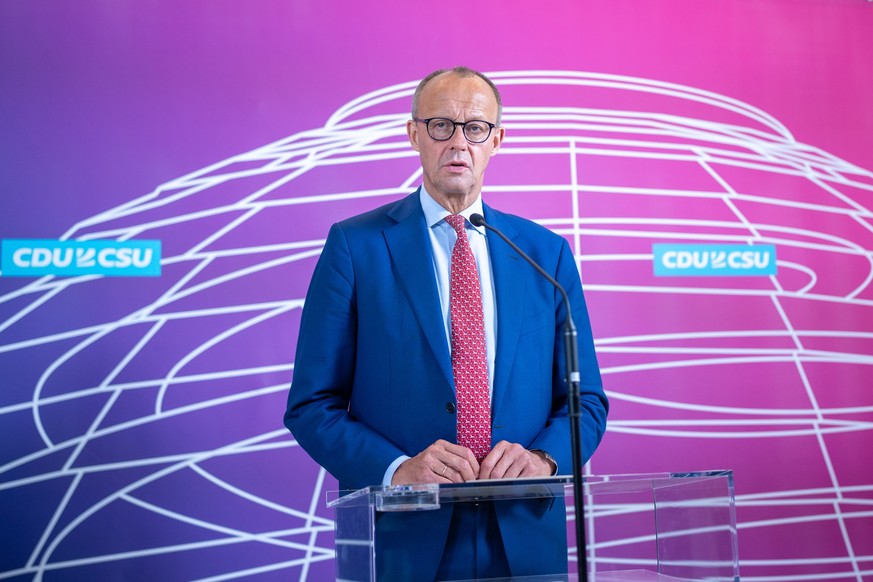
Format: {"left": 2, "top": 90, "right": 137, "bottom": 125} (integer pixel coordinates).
{"left": 435, "top": 176, "right": 477, "bottom": 195}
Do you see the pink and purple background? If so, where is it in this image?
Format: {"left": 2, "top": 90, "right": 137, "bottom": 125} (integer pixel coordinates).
{"left": 1, "top": 1, "right": 872, "bottom": 580}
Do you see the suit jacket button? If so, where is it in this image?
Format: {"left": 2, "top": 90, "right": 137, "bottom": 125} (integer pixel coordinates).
{"left": 446, "top": 402, "right": 456, "bottom": 414}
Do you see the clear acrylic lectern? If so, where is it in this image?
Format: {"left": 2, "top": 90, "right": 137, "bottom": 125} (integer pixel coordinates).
{"left": 327, "top": 470, "right": 740, "bottom": 581}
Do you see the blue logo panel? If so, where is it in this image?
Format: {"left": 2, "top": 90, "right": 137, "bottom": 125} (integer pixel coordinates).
{"left": 653, "top": 243, "right": 777, "bottom": 276}
{"left": 1, "top": 239, "right": 162, "bottom": 277}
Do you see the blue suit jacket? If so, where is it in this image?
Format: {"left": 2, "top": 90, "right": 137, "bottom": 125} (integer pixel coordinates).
{"left": 285, "top": 190, "right": 608, "bottom": 578}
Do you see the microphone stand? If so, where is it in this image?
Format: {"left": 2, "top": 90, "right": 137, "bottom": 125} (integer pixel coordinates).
{"left": 470, "top": 214, "right": 588, "bottom": 582}
{"left": 563, "top": 313, "right": 588, "bottom": 582}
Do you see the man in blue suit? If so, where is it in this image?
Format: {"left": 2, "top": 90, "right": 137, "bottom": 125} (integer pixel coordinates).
{"left": 285, "top": 66, "right": 608, "bottom": 580}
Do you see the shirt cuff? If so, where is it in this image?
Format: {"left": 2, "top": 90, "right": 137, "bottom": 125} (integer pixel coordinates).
{"left": 382, "top": 455, "right": 412, "bottom": 486}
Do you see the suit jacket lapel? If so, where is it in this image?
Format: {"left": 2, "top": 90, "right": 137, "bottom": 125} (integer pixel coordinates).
{"left": 384, "top": 192, "right": 454, "bottom": 390}
{"left": 484, "top": 205, "right": 527, "bottom": 418}
{"left": 382, "top": 196, "right": 529, "bottom": 415}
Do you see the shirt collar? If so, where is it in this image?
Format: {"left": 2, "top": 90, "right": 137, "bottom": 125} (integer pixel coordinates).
{"left": 419, "top": 186, "right": 486, "bottom": 235}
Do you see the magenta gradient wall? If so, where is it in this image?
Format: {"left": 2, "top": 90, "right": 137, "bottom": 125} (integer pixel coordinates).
{"left": 1, "top": 2, "right": 872, "bottom": 581}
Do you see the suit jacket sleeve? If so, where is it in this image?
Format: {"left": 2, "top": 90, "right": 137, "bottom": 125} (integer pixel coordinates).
{"left": 531, "top": 235, "right": 607, "bottom": 472}
{"left": 284, "top": 221, "right": 407, "bottom": 490}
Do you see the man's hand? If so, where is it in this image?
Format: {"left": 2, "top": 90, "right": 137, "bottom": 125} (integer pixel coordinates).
{"left": 392, "top": 439, "right": 480, "bottom": 485}
{"left": 478, "top": 441, "right": 556, "bottom": 480}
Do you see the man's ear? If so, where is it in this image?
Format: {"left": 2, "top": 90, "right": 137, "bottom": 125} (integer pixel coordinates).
{"left": 489, "top": 125, "right": 506, "bottom": 157}
{"left": 407, "top": 119, "right": 420, "bottom": 152}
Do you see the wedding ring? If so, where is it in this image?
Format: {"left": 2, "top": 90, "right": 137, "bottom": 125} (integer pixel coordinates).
{"left": 441, "top": 465, "right": 448, "bottom": 477}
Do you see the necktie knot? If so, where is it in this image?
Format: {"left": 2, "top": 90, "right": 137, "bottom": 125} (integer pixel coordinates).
{"left": 445, "top": 214, "right": 466, "bottom": 236}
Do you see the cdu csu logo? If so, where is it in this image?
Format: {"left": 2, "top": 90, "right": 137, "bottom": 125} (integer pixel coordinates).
{"left": 1, "top": 239, "right": 161, "bottom": 277}
{"left": 653, "top": 243, "right": 777, "bottom": 277}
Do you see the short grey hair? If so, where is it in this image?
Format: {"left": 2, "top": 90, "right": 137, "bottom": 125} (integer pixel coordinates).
{"left": 411, "top": 66, "right": 502, "bottom": 125}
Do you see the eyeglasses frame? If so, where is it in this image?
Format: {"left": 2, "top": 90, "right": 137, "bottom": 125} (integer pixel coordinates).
{"left": 412, "top": 117, "right": 498, "bottom": 144}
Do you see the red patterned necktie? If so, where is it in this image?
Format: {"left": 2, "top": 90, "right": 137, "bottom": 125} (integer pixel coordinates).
{"left": 445, "top": 214, "right": 491, "bottom": 462}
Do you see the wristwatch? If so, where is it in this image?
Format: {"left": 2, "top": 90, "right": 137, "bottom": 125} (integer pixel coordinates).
{"left": 530, "top": 449, "right": 558, "bottom": 475}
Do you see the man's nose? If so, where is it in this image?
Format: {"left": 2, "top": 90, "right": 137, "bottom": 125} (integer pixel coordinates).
{"left": 448, "top": 126, "right": 469, "bottom": 149}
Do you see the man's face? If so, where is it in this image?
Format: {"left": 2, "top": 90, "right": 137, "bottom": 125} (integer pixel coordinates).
{"left": 407, "top": 73, "right": 505, "bottom": 210}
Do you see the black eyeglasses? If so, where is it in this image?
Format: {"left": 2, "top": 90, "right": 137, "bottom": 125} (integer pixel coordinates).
{"left": 413, "top": 117, "right": 497, "bottom": 143}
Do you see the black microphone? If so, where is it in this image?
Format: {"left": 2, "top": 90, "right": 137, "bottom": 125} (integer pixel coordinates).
{"left": 470, "top": 212, "right": 589, "bottom": 582}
